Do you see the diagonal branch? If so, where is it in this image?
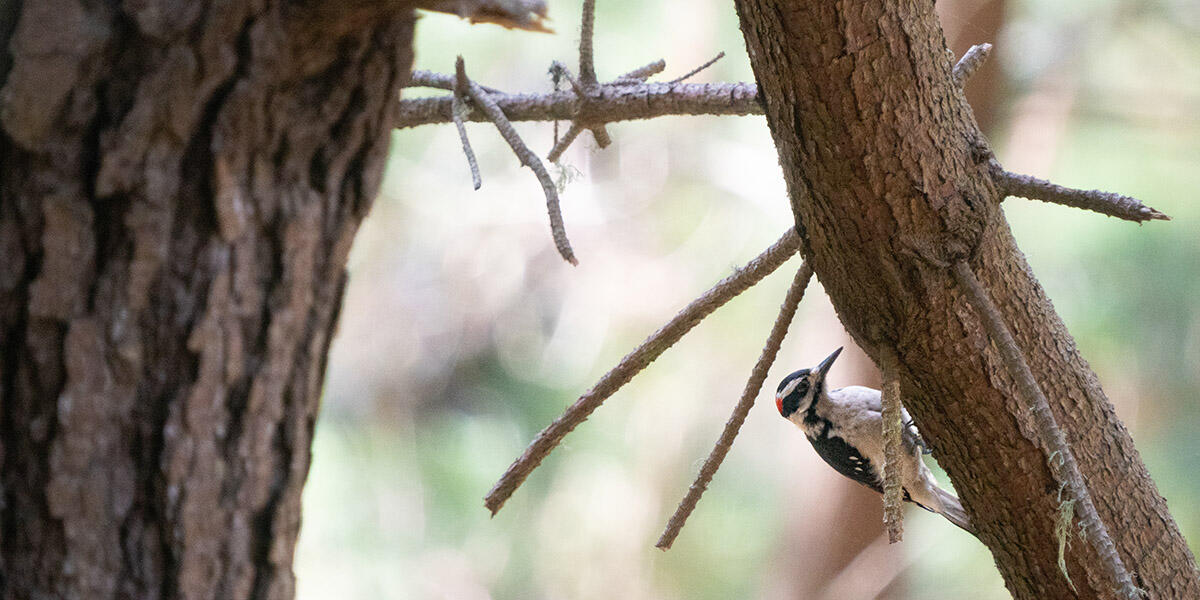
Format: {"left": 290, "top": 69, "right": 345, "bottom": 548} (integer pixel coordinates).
{"left": 452, "top": 57, "right": 482, "bottom": 190}
{"left": 456, "top": 57, "right": 579, "bottom": 265}
{"left": 951, "top": 260, "right": 1141, "bottom": 600}
{"left": 996, "top": 170, "right": 1169, "bottom": 223}
{"left": 952, "top": 43, "right": 993, "bottom": 86}
{"left": 547, "top": 122, "right": 586, "bottom": 163}
{"left": 667, "top": 52, "right": 726, "bottom": 85}
{"left": 484, "top": 227, "right": 802, "bottom": 514}
{"left": 617, "top": 59, "right": 667, "bottom": 82}
{"left": 656, "top": 261, "right": 813, "bottom": 550}
{"left": 878, "top": 346, "right": 906, "bottom": 543}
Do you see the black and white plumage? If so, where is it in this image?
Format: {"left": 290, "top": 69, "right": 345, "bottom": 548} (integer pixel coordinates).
{"left": 775, "top": 347, "right": 974, "bottom": 535}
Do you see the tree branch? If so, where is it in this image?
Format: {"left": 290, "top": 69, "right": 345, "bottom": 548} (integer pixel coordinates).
{"left": 952, "top": 43, "right": 992, "bottom": 86}
{"left": 996, "top": 170, "right": 1169, "bottom": 223}
{"left": 617, "top": 59, "right": 666, "bottom": 82}
{"left": 456, "top": 58, "right": 578, "bottom": 265}
{"left": 879, "top": 346, "right": 905, "bottom": 543}
{"left": 484, "top": 227, "right": 802, "bottom": 514}
{"left": 655, "top": 261, "right": 814, "bottom": 550}
{"left": 667, "top": 52, "right": 726, "bottom": 84}
{"left": 578, "top": 0, "right": 597, "bottom": 84}
{"left": 951, "top": 260, "right": 1141, "bottom": 600}
{"left": 398, "top": 80, "right": 761, "bottom": 129}
{"left": 452, "top": 57, "right": 482, "bottom": 189}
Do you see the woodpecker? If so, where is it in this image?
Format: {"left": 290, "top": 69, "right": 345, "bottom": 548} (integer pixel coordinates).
{"left": 775, "top": 347, "right": 974, "bottom": 534}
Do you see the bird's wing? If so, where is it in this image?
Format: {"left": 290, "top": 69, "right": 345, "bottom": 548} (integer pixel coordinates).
{"left": 840, "top": 387, "right": 928, "bottom": 454}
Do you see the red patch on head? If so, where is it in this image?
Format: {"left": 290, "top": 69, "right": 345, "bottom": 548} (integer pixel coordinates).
{"left": 775, "top": 395, "right": 783, "bottom": 415}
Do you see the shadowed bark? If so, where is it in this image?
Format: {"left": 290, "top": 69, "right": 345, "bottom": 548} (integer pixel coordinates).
{"left": 732, "top": 0, "right": 1199, "bottom": 598}
{"left": 0, "top": 1, "right": 415, "bottom": 597}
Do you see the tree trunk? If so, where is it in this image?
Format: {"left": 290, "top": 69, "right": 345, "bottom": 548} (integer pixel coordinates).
{"left": 733, "top": 1, "right": 1199, "bottom": 598}
{"left": 0, "top": 2, "right": 414, "bottom": 597}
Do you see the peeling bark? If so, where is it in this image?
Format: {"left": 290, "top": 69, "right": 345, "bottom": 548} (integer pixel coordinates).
{"left": 733, "top": 1, "right": 1199, "bottom": 598}
{"left": 0, "top": 1, "right": 415, "bottom": 597}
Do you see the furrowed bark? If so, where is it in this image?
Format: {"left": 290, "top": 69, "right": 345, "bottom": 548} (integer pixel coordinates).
{"left": 0, "top": 1, "right": 415, "bottom": 597}
{"left": 732, "top": 1, "right": 1199, "bottom": 598}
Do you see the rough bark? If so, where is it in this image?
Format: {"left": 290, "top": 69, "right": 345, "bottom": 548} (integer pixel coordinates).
{"left": 0, "top": 1, "right": 415, "bottom": 598}
{"left": 732, "top": 1, "right": 1199, "bottom": 598}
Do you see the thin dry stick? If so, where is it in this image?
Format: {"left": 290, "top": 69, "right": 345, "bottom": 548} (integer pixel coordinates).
{"left": 617, "top": 59, "right": 667, "bottom": 82}
{"left": 546, "top": 62, "right": 587, "bottom": 162}
{"left": 407, "top": 69, "right": 503, "bottom": 94}
{"left": 879, "top": 346, "right": 905, "bottom": 543}
{"left": 655, "top": 261, "right": 814, "bottom": 550}
{"left": 952, "top": 260, "right": 1141, "bottom": 600}
{"left": 575, "top": 0, "right": 612, "bottom": 148}
{"left": 452, "top": 57, "right": 482, "bottom": 190}
{"left": 952, "top": 43, "right": 993, "bottom": 86}
{"left": 547, "top": 122, "right": 585, "bottom": 163}
{"left": 579, "top": 0, "right": 597, "bottom": 84}
{"left": 485, "top": 227, "right": 803, "bottom": 514}
{"left": 457, "top": 57, "right": 578, "bottom": 265}
{"left": 668, "top": 51, "right": 727, "bottom": 85}
{"left": 996, "top": 170, "right": 1169, "bottom": 223}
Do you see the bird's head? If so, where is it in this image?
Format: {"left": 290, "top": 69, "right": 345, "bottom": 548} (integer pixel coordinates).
{"left": 775, "top": 347, "right": 842, "bottom": 419}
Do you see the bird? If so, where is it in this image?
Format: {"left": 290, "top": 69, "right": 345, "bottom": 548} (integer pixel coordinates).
{"left": 775, "top": 347, "right": 974, "bottom": 534}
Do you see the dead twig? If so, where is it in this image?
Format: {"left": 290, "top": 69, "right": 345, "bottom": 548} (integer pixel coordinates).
{"left": 407, "top": 70, "right": 503, "bottom": 94}
{"left": 879, "top": 346, "right": 905, "bottom": 543}
{"left": 951, "top": 260, "right": 1141, "bottom": 600}
{"left": 452, "top": 57, "right": 482, "bottom": 190}
{"left": 485, "top": 227, "right": 803, "bottom": 514}
{"left": 655, "top": 261, "right": 813, "bottom": 550}
{"left": 574, "top": 0, "right": 612, "bottom": 148}
{"left": 578, "top": 0, "right": 598, "bottom": 84}
{"left": 547, "top": 122, "right": 586, "bottom": 163}
{"left": 996, "top": 170, "right": 1169, "bottom": 223}
{"left": 617, "top": 59, "right": 667, "bottom": 82}
{"left": 952, "top": 43, "right": 993, "bottom": 86}
{"left": 668, "top": 52, "right": 726, "bottom": 85}
{"left": 457, "top": 57, "right": 578, "bottom": 265}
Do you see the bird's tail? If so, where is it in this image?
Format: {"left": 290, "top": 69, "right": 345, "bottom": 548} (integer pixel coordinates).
{"left": 933, "top": 487, "right": 975, "bottom": 535}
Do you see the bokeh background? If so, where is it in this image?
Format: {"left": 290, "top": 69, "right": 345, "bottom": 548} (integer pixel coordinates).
{"left": 294, "top": 0, "right": 1200, "bottom": 598}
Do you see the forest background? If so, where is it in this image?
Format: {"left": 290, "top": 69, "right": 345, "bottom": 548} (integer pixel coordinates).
{"left": 295, "top": 1, "right": 1200, "bottom": 598}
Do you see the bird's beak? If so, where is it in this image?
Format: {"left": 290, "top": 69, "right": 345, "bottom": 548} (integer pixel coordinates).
{"left": 814, "top": 346, "right": 843, "bottom": 380}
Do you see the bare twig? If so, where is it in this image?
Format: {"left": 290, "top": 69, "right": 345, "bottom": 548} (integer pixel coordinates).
{"left": 952, "top": 43, "right": 993, "bottom": 86}
{"left": 996, "top": 170, "right": 1169, "bottom": 223}
{"left": 547, "top": 122, "right": 586, "bottom": 163}
{"left": 408, "top": 69, "right": 503, "bottom": 94}
{"left": 551, "top": 61, "right": 585, "bottom": 95}
{"left": 485, "top": 228, "right": 803, "bottom": 514}
{"left": 398, "top": 80, "right": 761, "bottom": 129}
{"left": 617, "top": 59, "right": 667, "bottom": 82}
{"left": 879, "top": 346, "right": 905, "bottom": 543}
{"left": 579, "top": 0, "right": 598, "bottom": 84}
{"left": 452, "top": 57, "right": 482, "bottom": 190}
{"left": 572, "top": 0, "right": 613, "bottom": 148}
{"left": 668, "top": 52, "right": 727, "bottom": 85}
{"left": 951, "top": 260, "right": 1141, "bottom": 600}
{"left": 588, "top": 122, "right": 613, "bottom": 148}
{"left": 656, "top": 261, "right": 814, "bottom": 550}
{"left": 458, "top": 57, "right": 578, "bottom": 265}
